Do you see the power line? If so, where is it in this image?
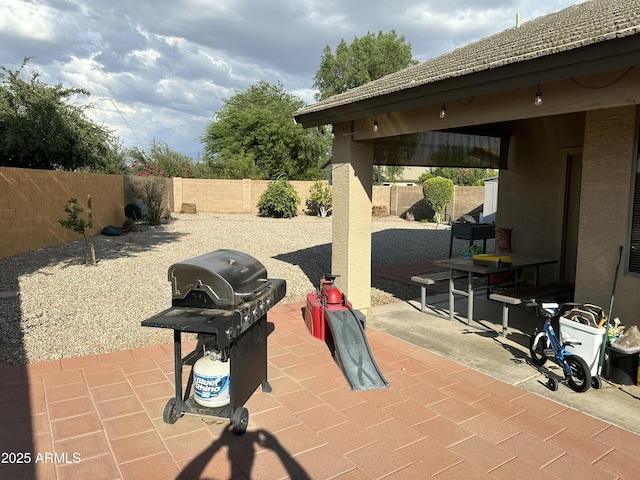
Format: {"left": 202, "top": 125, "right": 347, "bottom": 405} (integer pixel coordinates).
{"left": 98, "top": 98, "right": 142, "bottom": 144}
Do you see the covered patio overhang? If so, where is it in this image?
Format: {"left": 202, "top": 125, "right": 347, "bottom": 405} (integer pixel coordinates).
{"left": 294, "top": 5, "right": 640, "bottom": 322}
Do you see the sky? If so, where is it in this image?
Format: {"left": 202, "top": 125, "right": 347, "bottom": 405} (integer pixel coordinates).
{"left": 0, "top": 0, "right": 581, "bottom": 160}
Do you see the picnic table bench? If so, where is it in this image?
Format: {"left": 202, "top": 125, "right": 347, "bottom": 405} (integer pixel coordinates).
{"left": 489, "top": 282, "right": 575, "bottom": 337}
{"left": 411, "top": 271, "right": 466, "bottom": 314}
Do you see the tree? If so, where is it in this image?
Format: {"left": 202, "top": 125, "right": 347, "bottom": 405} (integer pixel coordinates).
{"left": 432, "top": 167, "right": 498, "bottom": 186}
{"left": 58, "top": 197, "right": 96, "bottom": 265}
{"left": 422, "top": 176, "right": 454, "bottom": 224}
{"left": 313, "top": 30, "right": 418, "bottom": 100}
{"left": 201, "top": 81, "right": 330, "bottom": 180}
{"left": 127, "top": 142, "right": 203, "bottom": 178}
{"left": 373, "top": 166, "right": 405, "bottom": 184}
{"left": 0, "top": 57, "right": 121, "bottom": 171}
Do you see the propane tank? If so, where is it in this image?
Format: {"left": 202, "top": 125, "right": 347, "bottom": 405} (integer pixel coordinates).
{"left": 193, "top": 349, "right": 230, "bottom": 408}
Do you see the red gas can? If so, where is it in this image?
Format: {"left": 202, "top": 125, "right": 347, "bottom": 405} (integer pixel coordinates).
{"left": 304, "top": 291, "right": 325, "bottom": 340}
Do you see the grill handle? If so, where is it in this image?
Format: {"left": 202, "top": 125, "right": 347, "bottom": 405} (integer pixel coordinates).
{"left": 235, "top": 279, "right": 271, "bottom": 297}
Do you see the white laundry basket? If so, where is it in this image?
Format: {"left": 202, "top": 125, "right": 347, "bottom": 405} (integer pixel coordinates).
{"left": 559, "top": 317, "right": 605, "bottom": 376}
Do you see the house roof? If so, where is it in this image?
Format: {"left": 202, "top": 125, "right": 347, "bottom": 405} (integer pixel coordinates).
{"left": 294, "top": 0, "right": 640, "bottom": 127}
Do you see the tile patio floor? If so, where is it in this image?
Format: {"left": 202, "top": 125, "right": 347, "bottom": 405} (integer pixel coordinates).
{"left": 1, "top": 301, "right": 639, "bottom": 480}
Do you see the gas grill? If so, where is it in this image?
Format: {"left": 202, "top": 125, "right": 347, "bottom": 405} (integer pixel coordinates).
{"left": 141, "top": 249, "right": 286, "bottom": 434}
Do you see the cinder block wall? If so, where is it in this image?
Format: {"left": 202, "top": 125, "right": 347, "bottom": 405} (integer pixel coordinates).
{"left": 169, "top": 180, "right": 484, "bottom": 219}
{"left": 171, "top": 179, "right": 320, "bottom": 215}
{"left": 449, "top": 186, "right": 485, "bottom": 220}
{"left": 182, "top": 178, "right": 246, "bottom": 213}
{"left": 1, "top": 170, "right": 485, "bottom": 260}
{"left": 372, "top": 184, "right": 484, "bottom": 220}
{"left": 0, "top": 167, "right": 124, "bottom": 259}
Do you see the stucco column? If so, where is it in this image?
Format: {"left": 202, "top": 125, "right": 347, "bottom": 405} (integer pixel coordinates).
{"left": 576, "top": 106, "right": 637, "bottom": 319}
{"left": 331, "top": 125, "right": 374, "bottom": 311}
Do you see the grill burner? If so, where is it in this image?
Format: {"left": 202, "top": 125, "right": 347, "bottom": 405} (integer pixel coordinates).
{"left": 141, "top": 249, "right": 286, "bottom": 434}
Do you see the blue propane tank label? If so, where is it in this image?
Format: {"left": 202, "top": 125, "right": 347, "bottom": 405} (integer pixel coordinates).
{"left": 194, "top": 374, "right": 230, "bottom": 400}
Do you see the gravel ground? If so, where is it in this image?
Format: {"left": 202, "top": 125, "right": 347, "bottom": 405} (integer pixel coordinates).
{"left": 0, "top": 213, "right": 474, "bottom": 366}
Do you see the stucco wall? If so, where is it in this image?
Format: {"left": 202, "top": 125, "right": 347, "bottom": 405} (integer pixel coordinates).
{"left": 576, "top": 106, "right": 640, "bottom": 323}
{"left": 498, "top": 108, "right": 640, "bottom": 325}
{"left": 497, "top": 113, "right": 586, "bottom": 284}
{"left": 0, "top": 167, "right": 124, "bottom": 259}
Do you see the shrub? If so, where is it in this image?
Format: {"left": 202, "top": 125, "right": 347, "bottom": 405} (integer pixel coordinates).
{"left": 127, "top": 176, "right": 168, "bottom": 225}
{"left": 422, "top": 176, "right": 454, "bottom": 224}
{"left": 306, "top": 181, "right": 332, "bottom": 217}
{"left": 58, "top": 197, "right": 96, "bottom": 265}
{"left": 257, "top": 180, "right": 301, "bottom": 218}
{"left": 417, "top": 172, "right": 434, "bottom": 184}
{"left": 58, "top": 198, "right": 88, "bottom": 237}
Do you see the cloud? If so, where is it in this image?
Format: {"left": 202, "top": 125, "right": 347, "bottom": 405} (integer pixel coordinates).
{"left": 0, "top": 0, "right": 578, "bottom": 158}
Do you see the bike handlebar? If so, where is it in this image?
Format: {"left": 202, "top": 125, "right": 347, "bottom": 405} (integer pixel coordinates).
{"left": 523, "top": 298, "right": 582, "bottom": 319}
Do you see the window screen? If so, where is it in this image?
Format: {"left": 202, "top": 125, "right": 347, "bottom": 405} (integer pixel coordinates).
{"left": 373, "top": 130, "right": 507, "bottom": 168}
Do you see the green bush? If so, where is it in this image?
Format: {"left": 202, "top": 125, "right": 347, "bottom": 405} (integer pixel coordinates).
{"left": 306, "top": 181, "right": 332, "bottom": 217}
{"left": 417, "top": 171, "right": 434, "bottom": 184}
{"left": 422, "top": 176, "right": 454, "bottom": 224}
{"left": 257, "top": 180, "right": 301, "bottom": 218}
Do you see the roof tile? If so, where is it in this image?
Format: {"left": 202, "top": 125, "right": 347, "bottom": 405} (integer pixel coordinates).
{"left": 296, "top": 0, "right": 640, "bottom": 116}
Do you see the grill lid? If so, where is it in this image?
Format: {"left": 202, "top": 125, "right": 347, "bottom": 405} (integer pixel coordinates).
{"left": 168, "top": 249, "right": 268, "bottom": 309}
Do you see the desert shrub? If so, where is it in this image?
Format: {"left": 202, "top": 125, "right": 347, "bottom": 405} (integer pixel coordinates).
{"left": 257, "top": 180, "right": 301, "bottom": 218}
{"left": 127, "top": 176, "right": 168, "bottom": 225}
{"left": 306, "top": 181, "right": 332, "bottom": 217}
{"left": 422, "top": 176, "right": 454, "bottom": 224}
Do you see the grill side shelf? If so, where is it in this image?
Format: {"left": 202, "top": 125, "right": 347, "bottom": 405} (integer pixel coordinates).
{"left": 141, "top": 307, "right": 240, "bottom": 335}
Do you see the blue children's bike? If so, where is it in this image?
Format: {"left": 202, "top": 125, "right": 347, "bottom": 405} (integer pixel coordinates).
{"left": 527, "top": 299, "right": 601, "bottom": 392}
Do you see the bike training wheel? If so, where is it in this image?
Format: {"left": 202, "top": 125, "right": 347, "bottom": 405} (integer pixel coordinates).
{"left": 591, "top": 375, "right": 603, "bottom": 390}
{"left": 565, "top": 355, "right": 591, "bottom": 393}
{"left": 529, "top": 330, "right": 549, "bottom": 366}
{"left": 547, "top": 377, "right": 559, "bottom": 391}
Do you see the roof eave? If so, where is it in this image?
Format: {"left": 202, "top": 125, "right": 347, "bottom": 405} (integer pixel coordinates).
{"left": 294, "top": 35, "right": 640, "bottom": 129}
